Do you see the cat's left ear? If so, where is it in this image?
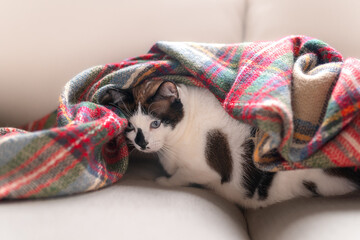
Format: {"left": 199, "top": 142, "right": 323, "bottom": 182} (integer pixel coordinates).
{"left": 99, "top": 87, "right": 134, "bottom": 108}
{"left": 153, "top": 81, "right": 179, "bottom": 102}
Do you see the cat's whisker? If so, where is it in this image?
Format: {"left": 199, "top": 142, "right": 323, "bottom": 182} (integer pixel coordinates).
{"left": 120, "top": 99, "right": 132, "bottom": 117}
{"left": 110, "top": 101, "right": 132, "bottom": 118}
{"left": 150, "top": 108, "right": 163, "bottom": 118}
{"left": 160, "top": 144, "right": 176, "bottom": 158}
{"left": 156, "top": 150, "right": 165, "bottom": 159}
{"left": 129, "top": 148, "right": 137, "bottom": 155}
{"left": 148, "top": 102, "right": 155, "bottom": 112}
{"left": 140, "top": 104, "right": 146, "bottom": 114}
{"left": 148, "top": 103, "right": 162, "bottom": 116}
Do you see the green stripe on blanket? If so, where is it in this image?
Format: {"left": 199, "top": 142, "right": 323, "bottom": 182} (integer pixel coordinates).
{"left": 0, "top": 35, "right": 360, "bottom": 199}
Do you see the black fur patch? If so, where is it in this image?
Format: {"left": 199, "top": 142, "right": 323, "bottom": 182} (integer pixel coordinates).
{"left": 135, "top": 128, "right": 148, "bottom": 150}
{"left": 257, "top": 172, "right": 276, "bottom": 200}
{"left": 303, "top": 180, "right": 320, "bottom": 197}
{"left": 205, "top": 129, "right": 233, "bottom": 184}
{"left": 155, "top": 98, "right": 184, "bottom": 129}
{"left": 241, "top": 127, "right": 276, "bottom": 200}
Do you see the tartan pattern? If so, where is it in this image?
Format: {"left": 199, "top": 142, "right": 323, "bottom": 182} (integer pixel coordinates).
{"left": 0, "top": 35, "right": 359, "bottom": 199}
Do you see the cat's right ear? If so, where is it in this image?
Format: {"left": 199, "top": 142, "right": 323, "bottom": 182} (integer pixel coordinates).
{"left": 99, "top": 88, "right": 134, "bottom": 110}
{"left": 152, "top": 81, "right": 179, "bottom": 103}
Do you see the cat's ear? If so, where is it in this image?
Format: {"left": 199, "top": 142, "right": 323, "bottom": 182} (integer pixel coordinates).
{"left": 100, "top": 88, "right": 134, "bottom": 108}
{"left": 153, "top": 81, "right": 179, "bottom": 102}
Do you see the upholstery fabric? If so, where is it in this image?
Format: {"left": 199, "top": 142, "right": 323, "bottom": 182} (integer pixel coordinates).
{"left": 0, "top": 156, "right": 250, "bottom": 240}
{"left": 246, "top": 194, "right": 360, "bottom": 240}
{"left": 245, "top": 0, "right": 360, "bottom": 58}
{"left": 0, "top": 0, "right": 246, "bottom": 127}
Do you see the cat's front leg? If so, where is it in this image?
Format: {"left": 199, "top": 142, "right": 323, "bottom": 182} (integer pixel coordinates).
{"left": 156, "top": 168, "right": 191, "bottom": 187}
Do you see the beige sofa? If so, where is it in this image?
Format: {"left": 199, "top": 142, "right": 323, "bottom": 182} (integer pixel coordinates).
{"left": 1, "top": 1, "right": 360, "bottom": 239}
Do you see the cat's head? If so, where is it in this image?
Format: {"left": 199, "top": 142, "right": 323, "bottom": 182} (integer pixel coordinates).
{"left": 101, "top": 80, "right": 184, "bottom": 153}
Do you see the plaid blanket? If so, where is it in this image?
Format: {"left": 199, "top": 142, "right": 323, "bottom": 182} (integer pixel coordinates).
{"left": 1, "top": 35, "right": 359, "bottom": 199}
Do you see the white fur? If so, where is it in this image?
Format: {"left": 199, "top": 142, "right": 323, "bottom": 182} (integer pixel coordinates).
{"left": 127, "top": 84, "right": 358, "bottom": 208}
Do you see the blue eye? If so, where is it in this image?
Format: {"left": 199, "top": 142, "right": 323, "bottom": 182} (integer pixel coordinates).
{"left": 150, "top": 120, "right": 161, "bottom": 129}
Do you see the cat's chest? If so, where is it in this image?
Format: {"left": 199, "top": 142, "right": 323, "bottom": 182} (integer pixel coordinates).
{"left": 166, "top": 130, "right": 210, "bottom": 169}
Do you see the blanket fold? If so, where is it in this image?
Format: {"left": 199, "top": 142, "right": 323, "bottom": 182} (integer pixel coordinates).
{"left": 1, "top": 35, "right": 359, "bottom": 199}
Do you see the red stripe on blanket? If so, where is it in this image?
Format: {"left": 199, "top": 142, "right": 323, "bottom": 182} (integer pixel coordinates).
{"left": 0, "top": 143, "right": 76, "bottom": 198}
{"left": 19, "top": 156, "right": 83, "bottom": 198}
{"left": 0, "top": 138, "right": 59, "bottom": 182}
{"left": 322, "top": 141, "right": 355, "bottom": 167}
{"left": 204, "top": 46, "right": 238, "bottom": 91}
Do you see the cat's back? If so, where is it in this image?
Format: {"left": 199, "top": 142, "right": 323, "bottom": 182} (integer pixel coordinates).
{"left": 178, "top": 84, "right": 248, "bottom": 133}
{"left": 176, "top": 84, "right": 251, "bottom": 157}
{"left": 179, "top": 85, "right": 227, "bottom": 121}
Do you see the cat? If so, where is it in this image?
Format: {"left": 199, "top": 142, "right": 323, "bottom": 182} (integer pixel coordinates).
{"left": 100, "top": 79, "right": 360, "bottom": 208}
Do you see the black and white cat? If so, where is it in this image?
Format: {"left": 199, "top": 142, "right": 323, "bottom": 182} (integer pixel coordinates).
{"left": 101, "top": 79, "right": 360, "bottom": 208}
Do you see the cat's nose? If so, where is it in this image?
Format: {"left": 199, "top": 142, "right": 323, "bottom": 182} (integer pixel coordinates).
{"left": 137, "top": 141, "right": 149, "bottom": 150}
{"left": 135, "top": 128, "right": 149, "bottom": 150}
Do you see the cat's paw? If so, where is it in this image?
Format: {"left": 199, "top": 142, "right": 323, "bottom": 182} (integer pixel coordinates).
{"left": 155, "top": 177, "right": 173, "bottom": 187}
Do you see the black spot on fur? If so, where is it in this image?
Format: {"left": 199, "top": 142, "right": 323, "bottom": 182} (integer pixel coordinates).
{"left": 135, "top": 128, "right": 148, "bottom": 150}
{"left": 205, "top": 129, "right": 233, "bottom": 184}
{"left": 303, "top": 180, "right": 320, "bottom": 197}
{"left": 257, "top": 172, "right": 276, "bottom": 200}
{"left": 324, "top": 167, "right": 360, "bottom": 188}
{"left": 241, "top": 127, "right": 276, "bottom": 200}
{"left": 250, "top": 127, "right": 258, "bottom": 138}
{"left": 159, "top": 98, "right": 184, "bottom": 129}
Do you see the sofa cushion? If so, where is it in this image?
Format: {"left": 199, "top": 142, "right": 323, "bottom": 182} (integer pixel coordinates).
{"left": 246, "top": 194, "right": 360, "bottom": 240}
{"left": 0, "top": 0, "right": 246, "bottom": 127}
{"left": 245, "top": 0, "right": 360, "bottom": 58}
{"left": 0, "top": 155, "right": 250, "bottom": 240}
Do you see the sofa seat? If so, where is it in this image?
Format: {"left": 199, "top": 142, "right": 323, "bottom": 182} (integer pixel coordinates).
{"left": 246, "top": 194, "right": 360, "bottom": 240}
{"left": 0, "top": 156, "right": 250, "bottom": 240}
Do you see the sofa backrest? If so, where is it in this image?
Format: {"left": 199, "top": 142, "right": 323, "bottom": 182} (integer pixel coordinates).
{"left": 1, "top": 0, "right": 359, "bottom": 127}
{"left": 0, "top": 0, "right": 245, "bottom": 126}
